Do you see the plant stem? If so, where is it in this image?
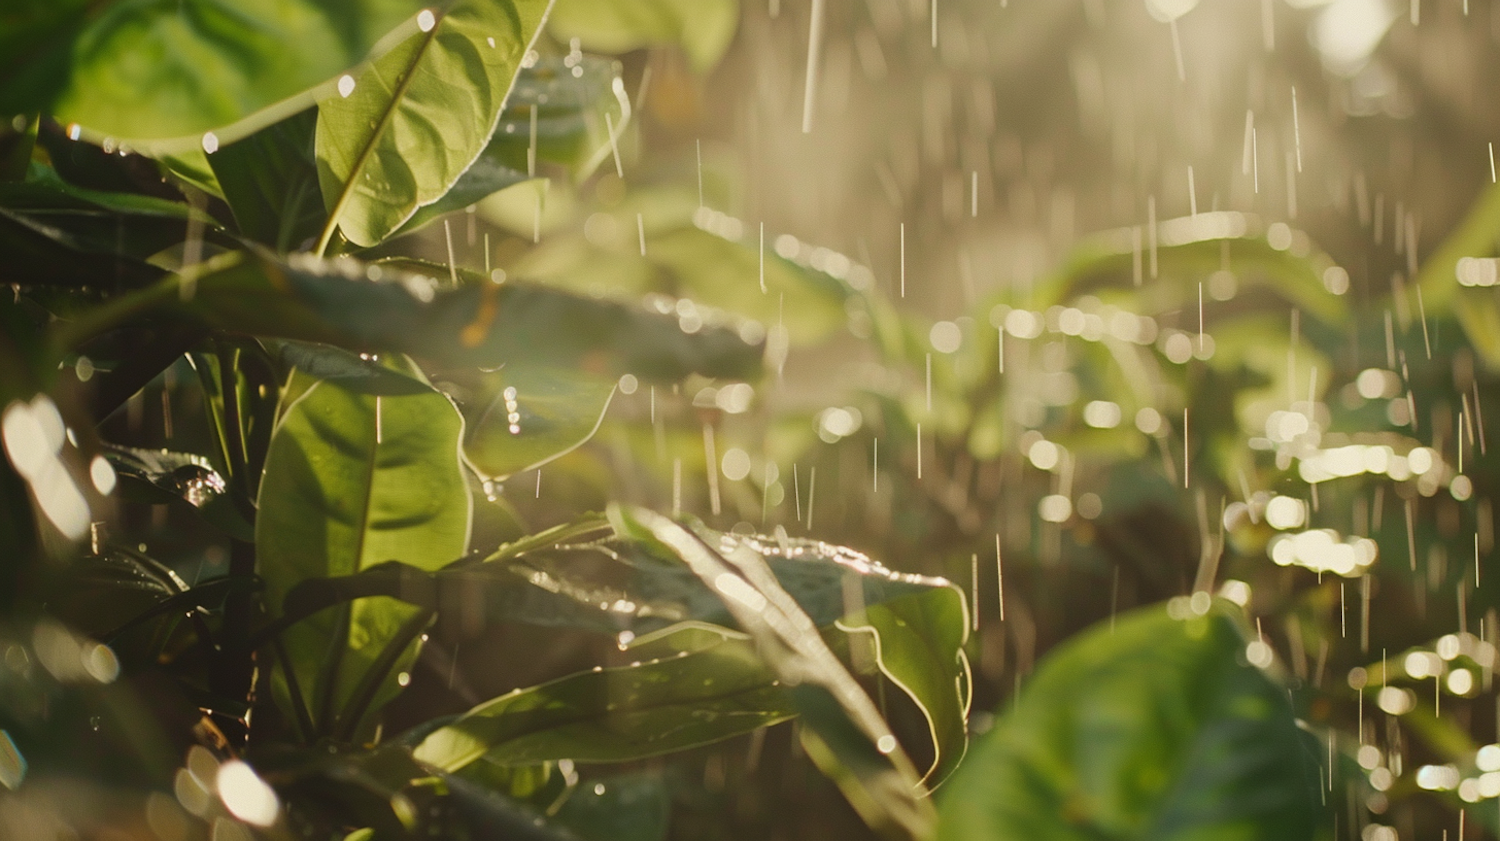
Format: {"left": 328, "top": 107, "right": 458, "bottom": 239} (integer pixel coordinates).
{"left": 333, "top": 607, "right": 435, "bottom": 742}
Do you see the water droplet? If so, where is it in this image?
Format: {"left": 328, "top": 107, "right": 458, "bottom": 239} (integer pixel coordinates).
{"left": 417, "top": 9, "right": 436, "bottom": 31}
{"left": 201, "top": 132, "right": 219, "bottom": 154}
{"left": 337, "top": 74, "right": 356, "bottom": 98}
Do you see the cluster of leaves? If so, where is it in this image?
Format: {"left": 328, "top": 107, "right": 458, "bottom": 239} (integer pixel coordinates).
{"left": 19, "top": 0, "right": 1500, "bottom": 838}
{"left": 0, "top": 1, "right": 973, "bottom": 839}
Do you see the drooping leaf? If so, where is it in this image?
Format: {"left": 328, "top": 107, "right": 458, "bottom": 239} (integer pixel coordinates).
{"left": 836, "top": 591, "right": 971, "bottom": 790}
{"left": 104, "top": 444, "right": 254, "bottom": 541}
{"left": 412, "top": 627, "right": 794, "bottom": 770}
{"left": 256, "top": 363, "right": 472, "bottom": 737}
{"left": 614, "top": 507, "right": 936, "bottom": 841}
{"left": 936, "top": 602, "right": 1323, "bottom": 841}
{"left": 208, "top": 108, "right": 325, "bottom": 251}
{"left": 1, "top": 0, "right": 431, "bottom": 148}
{"left": 464, "top": 364, "right": 616, "bottom": 481}
{"left": 314, "top": 0, "right": 552, "bottom": 248}
{"left": 271, "top": 520, "right": 956, "bottom": 653}
{"left": 547, "top": 0, "right": 739, "bottom": 73}
{"left": 390, "top": 54, "right": 627, "bottom": 238}
{"left": 58, "top": 250, "right": 764, "bottom": 383}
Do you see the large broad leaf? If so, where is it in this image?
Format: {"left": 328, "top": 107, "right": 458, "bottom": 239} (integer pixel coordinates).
{"left": 547, "top": 0, "right": 739, "bottom": 73}
{"left": 412, "top": 627, "right": 794, "bottom": 770}
{"left": 270, "top": 516, "right": 968, "bottom": 791}
{"left": 936, "top": 602, "right": 1323, "bottom": 841}
{"left": 57, "top": 250, "right": 764, "bottom": 383}
{"left": 614, "top": 508, "right": 935, "bottom": 841}
{"left": 0, "top": 0, "right": 429, "bottom": 149}
{"left": 208, "top": 108, "right": 325, "bottom": 251}
{"left": 392, "top": 54, "right": 627, "bottom": 238}
{"left": 314, "top": 0, "right": 552, "bottom": 248}
{"left": 256, "top": 363, "right": 472, "bottom": 738}
{"left": 464, "top": 363, "right": 617, "bottom": 481}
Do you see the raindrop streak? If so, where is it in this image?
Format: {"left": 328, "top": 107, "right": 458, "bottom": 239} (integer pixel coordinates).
{"left": 802, "top": 0, "right": 825, "bottom": 134}
{"left": 1416, "top": 286, "right": 1433, "bottom": 359}
{"left": 696, "top": 139, "right": 704, "bottom": 208}
{"left": 637, "top": 213, "right": 646, "bottom": 257}
{"left": 916, "top": 423, "right": 923, "bottom": 480}
{"left": 899, "top": 222, "right": 906, "bottom": 297}
{"left": 702, "top": 425, "right": 721, "bottom": 516}
{"left": 443, "top": 219, "right": 458, "bottom": 286}
{"left": 1405, "top": 499, "right": 1417, "bottom": 571}
{"left": 1187, "top": 166, "right": 1197, "bottom": 217}
{"left": 534, "top": 469, "right": 541, "bottom": 499}
{"left": 995, "top": 533, "right": 1005, "bottom": 621}
{"left": 1182, "top": 409, "right": 1189, "bottom": 489}
{"left": 1291, "top": 87, "right": 1302, "bottom": 172}
{"left": 806, "top": 466, "right": 816, "bottom": 530}
{"left": 759, "top": 223, "right": 767, "bottom": 293}
{"left": 672, "top": 458, "right": 682, "bottom": 517}
{"left": 970, "top": 171, "right": 978, "bottom": 217}
{"left": 1147, "top": 195, "right": 1158, "bottom": 278}
{"left": 1241, "top": 110, "right": 1255, "bottom": 174}
{"left": 1489, "top": 142, "right": 1495, "bottom": 183}
{"left": 930, "top": 0, "right": 937, "bottom": 48}
{"left": 604, "top": 112, "right": 624, "bottom": 177}
{"left": 793, "top": 463, "right": 802, "bottom": 523}
{"left": 871, "top": 438, "right": 879, "bottom": 493}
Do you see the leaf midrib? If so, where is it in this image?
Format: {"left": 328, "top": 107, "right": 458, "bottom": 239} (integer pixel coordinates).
{"left": 315, "top": 13, "right": 443, "bottom": 255}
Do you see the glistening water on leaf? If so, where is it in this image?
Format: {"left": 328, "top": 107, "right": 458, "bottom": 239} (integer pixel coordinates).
{"left": 315, "top": 0, "right": 553, "bottom": 250}
{"left": 52, "top": 250, "right": 764, "bottom": 384}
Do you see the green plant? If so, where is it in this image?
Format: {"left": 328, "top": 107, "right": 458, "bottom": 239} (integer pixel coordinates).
{"left": 0, "top": 1, "right": 969, "bottom": 839}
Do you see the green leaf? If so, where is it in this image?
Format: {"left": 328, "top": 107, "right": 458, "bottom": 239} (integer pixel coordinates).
{"left": 256, "top": 363, "right": 472, "bottom": 736}
{"left": 0, "top": 166, "right": 205, "bottom": 288}
{"left": 104, "top": 444, "right": 254, "bottom": 541}
{"left": 315, "top": 0, "right": 552, "bottom": 249}
{"left": 1033, "top": 213, "right": 1348, "bottom": 328}
{"left": 837, "top": 591, "right": 971, "bottom": 790}
{"left": 57, "top": 250, "right": 764, "bottom": 383}
{"left": 269, "top": 520, "right": 957, "bottom": 654}
{"left": 464, "top": 363, "right": 616, "bottom": 481}
{"left": 615, "top": 508, "right": 936, "bottom": 841}
{"left": 392, "top": 54, "right": 627, "bottom": 238}
{"left": 936, "top": 602, "right": 1323, "bottom": 841}
{"left": 547, "top": 0, "right": 739, "bottom": 73}
{"left": 208, "top": 109, "right": 326, "bottom": 251}
{"left": 2, "top": 0, "right": 431, "bottom": 148}
{"left": 550, "top": 771, "right": 669, "bottom": 841}
{"left": 412, "top": 627, "right": 794, "bottom": 770}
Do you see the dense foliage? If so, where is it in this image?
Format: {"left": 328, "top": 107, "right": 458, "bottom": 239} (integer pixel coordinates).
{"left": 7, "top": 1, "right": 1500, "bottom": 840}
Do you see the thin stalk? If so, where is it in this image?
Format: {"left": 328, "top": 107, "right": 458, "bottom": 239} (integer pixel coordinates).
{"left": 273, "top": 635, "right": 316, "bottom": 744}
{"left": 333, "top": 608, "right": 435, "bottom": 742}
